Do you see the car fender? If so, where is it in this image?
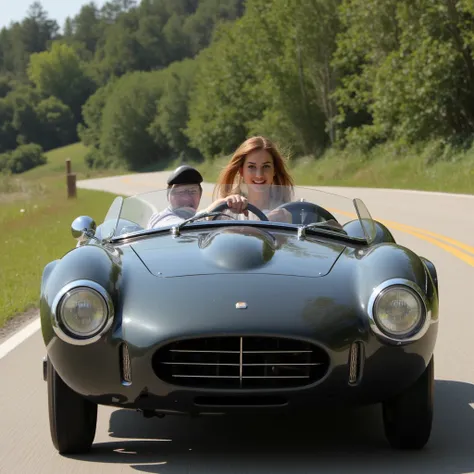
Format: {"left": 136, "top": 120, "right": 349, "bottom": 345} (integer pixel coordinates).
{"left": 40, "top": 259, "right": 59, "bottom": 295}
{"left": 420, "top": 256, "right": 438, "bottom": 296}
{"left": 343, "top": 219, "right": 396, "bottom": 245}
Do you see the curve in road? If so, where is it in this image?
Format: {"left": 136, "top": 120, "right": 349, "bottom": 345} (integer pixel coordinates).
{"left": 1, "top": 172, "right": 473, "bottom": 473}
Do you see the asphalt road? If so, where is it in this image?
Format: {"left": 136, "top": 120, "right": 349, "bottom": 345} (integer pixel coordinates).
{"left": 1, "top": 171, "right": 474, "bottom": 473}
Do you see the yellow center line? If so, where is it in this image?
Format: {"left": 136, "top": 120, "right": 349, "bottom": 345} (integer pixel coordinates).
{"left": 378, "top": 219, "right": 474, "bottom": 255}
{"left": 327, "top": 208, "right": 474, "bottom": 267}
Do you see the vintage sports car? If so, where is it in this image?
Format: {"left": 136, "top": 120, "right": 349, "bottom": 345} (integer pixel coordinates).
{"left": 40, "top": 185, "right": 438, "bottom": 454}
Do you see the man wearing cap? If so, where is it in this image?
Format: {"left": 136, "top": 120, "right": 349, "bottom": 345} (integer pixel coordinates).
{"left": 147, "top": 165, "right": 204, "bottom": 228}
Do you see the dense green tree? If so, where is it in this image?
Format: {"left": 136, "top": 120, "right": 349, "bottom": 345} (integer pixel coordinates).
{"left": 332, "top": 0, "right": 474, "bottom": 147}
{"left": 149, "top": 59, "right": 198, "bottom": 157}
{"left": 78, "top": 78, "right": 118, "bottom": 149}
{"left": 0, "top": 98, "right": 17, "bottom": 152}
{"left": 99, "top": 71, "right": 166, "bottom": 169}
{"left": 35, "top": 96, "right": 76, "bottom": 148}
{"left": 27, "top": 42, "right": 95, "bottom": 121}
{"left": 185, "top": 20, "right": 266, "bottom": 159}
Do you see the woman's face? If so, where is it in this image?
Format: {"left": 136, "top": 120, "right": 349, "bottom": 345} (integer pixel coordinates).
{"left": 240, "top": 149, "right": 275, "bottom": 190}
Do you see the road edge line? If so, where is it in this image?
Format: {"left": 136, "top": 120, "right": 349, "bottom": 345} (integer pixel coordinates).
{"left": 0, "top": 318, "right": 41, "bottom": 361}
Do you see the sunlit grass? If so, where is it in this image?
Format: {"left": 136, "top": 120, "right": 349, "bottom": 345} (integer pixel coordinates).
{"left": 0, "top": 185, "right": 115, "bottom": 327}
{"left": 0, "top": 142, "right": 119, "bottom": 328}
{"left": 289, "top": 141, "right": 474, "bottom": 194}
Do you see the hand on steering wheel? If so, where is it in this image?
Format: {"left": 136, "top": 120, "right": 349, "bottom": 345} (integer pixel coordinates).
{"left": 223, "top": 194, "right": 249, "bottom": 215}
{"left": 209, "top": 195, "right": 269, "bottom": 221}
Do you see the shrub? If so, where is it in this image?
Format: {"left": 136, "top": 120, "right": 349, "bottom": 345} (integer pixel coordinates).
{"left": 0, "top": 143, "right": 47, "bottom": 174}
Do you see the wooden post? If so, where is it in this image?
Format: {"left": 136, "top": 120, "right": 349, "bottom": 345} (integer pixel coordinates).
{"left": 66, "top": 158, "right": 77, "bottom": 199}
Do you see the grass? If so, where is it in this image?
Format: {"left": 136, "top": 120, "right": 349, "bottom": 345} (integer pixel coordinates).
{"left": 0, "top": 143, "right": 119, "bottom": 328}
{"left": 287, "top": 140, "right": 474, "bottom": 193}
{"left": 1, "top": 137, "right": 474, "bottom": 329}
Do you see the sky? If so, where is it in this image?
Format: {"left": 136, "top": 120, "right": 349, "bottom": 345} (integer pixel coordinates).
{"left": 0, "top": 0, "right": 109, "bottom": 30}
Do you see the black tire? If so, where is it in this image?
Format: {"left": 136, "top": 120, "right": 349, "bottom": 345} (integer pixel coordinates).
{"left": 47, "top": 358, "right": 97, "bottom": 454}
{"left": 382, "top": 356, "right": 434, "bottom": 449}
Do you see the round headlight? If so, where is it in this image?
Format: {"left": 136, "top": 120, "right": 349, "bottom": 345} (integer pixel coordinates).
{"left": 58, "top": 287, "right": 109, "bottom": 337}
{"left": 373, "top": 285, "right": 424, "bottom": 337}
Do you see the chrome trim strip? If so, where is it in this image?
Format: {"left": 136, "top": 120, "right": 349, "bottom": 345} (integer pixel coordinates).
{"left": 239, "top": 337, "right": 243, "bottom": 388}
{"left": 172, "top": 375, "right": 310, "bottom": 379}
{"left": 170, "top": 350, "right": 312, "bottom": 354}
{"left": 367, "top": 278, "right": 432, "bottom": 344}
{"left": 162, "top": 362, "right": 323, "bottom": 366}
{"left": 51, "top": 279, "right": 114, "bottom": 346}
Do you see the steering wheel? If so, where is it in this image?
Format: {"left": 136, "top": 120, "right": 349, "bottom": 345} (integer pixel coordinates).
{"left": 274, "top": 201, "right": 338, "bottom": 225}
{"left": 209, "top": 201, "right": 269, "bottom": 221}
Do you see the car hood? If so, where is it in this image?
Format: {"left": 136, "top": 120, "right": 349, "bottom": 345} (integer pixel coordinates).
{"left": 129, "top": 225, "right": 345, "bottom": 278}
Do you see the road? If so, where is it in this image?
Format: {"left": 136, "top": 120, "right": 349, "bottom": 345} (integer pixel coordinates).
{"left": 1, "top": 171, "right": 474, "bottom": 473}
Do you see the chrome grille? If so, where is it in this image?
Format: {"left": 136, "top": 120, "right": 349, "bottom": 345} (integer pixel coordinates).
{"left": 153, "top": 336, "right": 329, "bottom": 389}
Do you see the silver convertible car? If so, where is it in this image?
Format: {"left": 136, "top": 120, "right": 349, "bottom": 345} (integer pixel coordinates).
{"left": 40, "top": 185, "right": 438, "bottom": 454}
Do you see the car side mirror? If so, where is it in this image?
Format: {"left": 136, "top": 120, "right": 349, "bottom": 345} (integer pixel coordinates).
{"left": 71, "top": 216, "right": 97, "bottom": 244}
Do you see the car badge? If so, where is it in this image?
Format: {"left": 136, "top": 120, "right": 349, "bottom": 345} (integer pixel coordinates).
{"left": 235, "top": 302, "right": 248, "bottom": 309}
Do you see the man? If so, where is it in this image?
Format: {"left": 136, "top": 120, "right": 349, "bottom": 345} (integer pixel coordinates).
{"left": 147, "top": 165, "right": 204, "bottom": 228}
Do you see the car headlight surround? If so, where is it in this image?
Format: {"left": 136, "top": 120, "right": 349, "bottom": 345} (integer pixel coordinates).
{"left": 52, "top": 280, "right": 114, "bottom": 345}
{"left": 368, "top": 279, "right": 431, "bottom": 343}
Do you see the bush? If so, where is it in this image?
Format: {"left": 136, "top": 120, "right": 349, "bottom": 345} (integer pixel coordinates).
{"left": 84, "top": 147, "right": 114, "bottom": 169}
{"left": 0, "top": 143, "right": 47, "bottom": 174}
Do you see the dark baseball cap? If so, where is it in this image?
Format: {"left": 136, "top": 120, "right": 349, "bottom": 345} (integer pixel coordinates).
{"left": 167, "top": 165, "right": 203, "bottom": 187}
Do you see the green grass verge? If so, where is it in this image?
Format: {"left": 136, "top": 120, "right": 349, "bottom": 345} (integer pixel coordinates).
{"left": 289, "top": 141, "right": 474, "bottom": 193}
{"left": 0, "top": 187, "right": 115, "bottom": 328}
{"left": 0, "top": 143, "right": 119, "bottom": 329}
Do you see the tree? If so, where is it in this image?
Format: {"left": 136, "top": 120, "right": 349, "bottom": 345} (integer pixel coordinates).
{"left": 332, "top": 0, "right": 474, "bottom": 147}
{"left": 149, "top": 59, "right": 198, "bottom": 156}
{"left": 0, "top": 98, "right": 17, "bottom": 152}
{"left": 22, "top": 2, "right": 60, "bottom": 53}
{"left": 36, "top": 96, "right": 76, "bottom": 149}
{"left": 99, "top": 71, "right": 167, "bottom": 169}
{"left": 27, "top": 41, "right": 95, "bottom": 121}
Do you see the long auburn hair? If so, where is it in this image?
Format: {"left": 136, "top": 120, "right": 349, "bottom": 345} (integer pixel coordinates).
{"left": 213, "top": 136, "right": 294, "bottom": 205}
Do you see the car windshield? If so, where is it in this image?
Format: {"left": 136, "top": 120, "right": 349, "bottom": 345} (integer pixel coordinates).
{"left": 103, "top": 185, "right": 377, "bottom": 244}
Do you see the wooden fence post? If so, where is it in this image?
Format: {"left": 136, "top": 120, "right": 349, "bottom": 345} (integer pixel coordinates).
{"left": 66, "top": 158, "right": 77, "bottom": 199}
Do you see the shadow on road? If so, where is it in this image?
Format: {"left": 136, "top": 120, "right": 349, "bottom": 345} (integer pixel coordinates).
{"left": 71, "top": 379, "right": 474, "bottom": 473}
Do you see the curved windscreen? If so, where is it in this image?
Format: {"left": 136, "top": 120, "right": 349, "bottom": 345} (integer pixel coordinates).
{"left": 101, "top": 184, "right": 377, "bottom": 244}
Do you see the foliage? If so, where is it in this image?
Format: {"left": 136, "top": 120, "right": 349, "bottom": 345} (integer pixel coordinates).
{"left": 2, "top": 0, "right": 474, "bottom": 171}
{"left": 149, "top": 58, "right": 199, "bottom": 158}
{"left": 27, "top": 41, "right": 95, "bottom": 121}
{"left": 0, "top": 143, "right": 47, "bottom": 174}
{"left": 0, "top": 0, "right": 244, "bottom": 166}
{"left": 99, "top": 71, "right": 166, "bottom": 170}
{"left": 333, "top": 0, "right": 474, "bottom": 146}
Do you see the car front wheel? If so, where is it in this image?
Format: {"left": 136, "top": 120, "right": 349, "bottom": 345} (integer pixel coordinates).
{"left": 382, "top": 356, "right": 434, "bottom": 450}
{"left": 47, "top": 358, "right": 97, "bottom": 454}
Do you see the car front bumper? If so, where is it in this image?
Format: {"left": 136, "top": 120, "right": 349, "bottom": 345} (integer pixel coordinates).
{"left": 44, "top": 322, "right": 437, "bottom": 415}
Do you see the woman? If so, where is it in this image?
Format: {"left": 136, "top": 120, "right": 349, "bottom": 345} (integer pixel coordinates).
{"left": 205, "top": 136, "right": 295, "bottom": 222}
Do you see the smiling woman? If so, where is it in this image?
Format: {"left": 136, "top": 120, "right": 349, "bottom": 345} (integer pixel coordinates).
{"left": 208, "top": 136, "right": 295, "bottom": 220}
